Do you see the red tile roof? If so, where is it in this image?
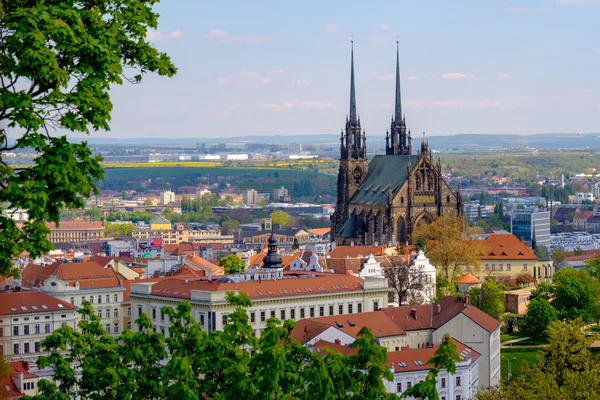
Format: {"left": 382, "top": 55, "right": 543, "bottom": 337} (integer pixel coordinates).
{"left": 312, "top": 340, "right": 357, "bottom": 356}
{"left": 309, "top": 227, "right": 331, "bottom": 236}
{"left": 21, "top": 262, "right": 122, "bottom": 289}
{"left": 0, "top": 374, "right": 22, "bottom": 398}
{"left": 479, "top": 234, "right": 536, "bottom": 260}
{"left": 0, "top": 290, "right": 77, "bottom": 316}
{"left": 86, "top": 255, "right": 114, "bottom": 267}
{"left": 454, "top": 273, "right": 481, "bottom": 284}
{"left": 140, "top": 274, "right": 364, "bottom": 301}
{"left": 121, "top": 277, "right": 165, "bottom": 302}
{"left": 46, "top": 221, "right": 103, "bottom": 230}
{"left": 327, "top": 246, "right": 386, "bottom": 258}
{"left": 386, "top": 339, "right": 479, "bottom": 373}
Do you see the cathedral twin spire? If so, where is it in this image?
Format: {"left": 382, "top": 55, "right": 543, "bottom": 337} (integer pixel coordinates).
{"left": 341, "top": 40, "right": 411, "bottom": 159}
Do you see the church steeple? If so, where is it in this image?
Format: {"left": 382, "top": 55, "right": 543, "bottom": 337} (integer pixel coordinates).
{"left": 386, "top": 40, "right": 410, "bottom": 156}
{"left": 349, "top": 41, "right": 357, "bottom": 123}
{"left": 341, "top": 40, "right": 365, "bottom": 161}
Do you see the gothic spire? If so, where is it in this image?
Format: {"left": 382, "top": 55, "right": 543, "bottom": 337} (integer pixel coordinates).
{"left": 394, "top": 40, "right": 402, "bottom": 122}
{"left": 349, "top": 40, "right": 357, "bottom": 123}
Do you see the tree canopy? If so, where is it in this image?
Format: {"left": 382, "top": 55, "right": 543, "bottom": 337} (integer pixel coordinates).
{"left": 270, "top": 210, "right": 296, "bottom": 226}
{"left": 219, "top": 253, "right": 246, "bottom": 275}
{"left": 0, "top": 0, "right": 176, "bottom": 276}
{"left": 469, "top": 279, "right": 505, "bottom": 320}
{"left": 521, "top": 297, "right": 557, "bottom": 344}
{"left": 412, "top": 214, "right": 487, "bottom": 281}
{"left": 551, "top": 268, "right": 600, "bottom": 324}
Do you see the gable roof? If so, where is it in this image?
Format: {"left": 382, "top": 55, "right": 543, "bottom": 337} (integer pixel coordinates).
{"left": 86, "top": 255, "right": 114, "bottom": 267}
{"left": 309, "top": 227, "right": 331, "bottom": 236}
{"left": 21, "top": 261, "right": 122, "bottom": 289}
{"left": 327, "top": 245, "right": 386, "bottom": 258}
{"left": 386, "top": 338, "right": 479, "bottom": 373}
{"left": 454, "top": 273, "right": 481, "bottom": 284}
{"left": 0, "top": 290, "right": 77, "bottom": 316}
{"left": 150, "top": 216, "right": 170, "bottom": 225}
{"left": 479, "top": 234, "right": 537, "bottom": 260}
{"left": 349, "top": 155, "right": 419, "bottom": 206}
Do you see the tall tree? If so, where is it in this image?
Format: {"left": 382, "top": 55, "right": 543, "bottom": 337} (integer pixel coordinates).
{"left": 219, "top": 253, "right": 245, "bottom": 275}
{"left": 384, "top": 258, "right": 429, "bottom": 306}
{"left": 412, "top": 214, "right": 487, "bottom": 280}
{"left": 270, "top": 210, "right": 296, "bottom": 226}
{"left": 551, "top": 269, "right": 599, "bottom": 323}
{"left": 0, "top": 0, "right": 176, "bottom": 276}
{"left": 469, "top": 280, "right": 505, "bottom": 320}
{"left": 521, "top": 297, "right": 557, "bottom": 344}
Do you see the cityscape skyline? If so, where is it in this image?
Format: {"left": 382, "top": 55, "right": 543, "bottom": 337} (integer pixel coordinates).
{"left": 7, "top": 0, "right": 600, "bottom": 140}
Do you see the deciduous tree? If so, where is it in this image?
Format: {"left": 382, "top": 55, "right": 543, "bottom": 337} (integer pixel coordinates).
{"left": 0, "top": 0, "right": 176, "bottom": 276}
{"left": 552, "top": 269, "right": 599, "bottom": 323}
{"left": 385, "top": 258, "right": 428, "bottom": 306}
{"left": 521, "top": 297, "right": 557, "bottom": 344}
{"left": 469, "top": 279, "right": 505, "bottom": 320}
{"left": 412, "top": 214, "right": 487, "bottom": 281}
{"left": 219, "top": 253, "right": 245, "bottom": 275}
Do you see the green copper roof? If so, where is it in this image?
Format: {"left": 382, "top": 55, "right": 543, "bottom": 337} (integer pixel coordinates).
{"left": 349, "top": 43, "right": 357, "bottom": 123}
{"left": 395, "top": 42, "right": 402, "bottom": 121}
{"left": 337, "top": 213, "right": 357, "bottom": 238}
{"left": 349, "top": 155, "right": 418, "bottom": 207}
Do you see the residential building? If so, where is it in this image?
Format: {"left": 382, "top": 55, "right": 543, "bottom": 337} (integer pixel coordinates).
{"left": 511, "top": 208, "right": 550, "bottom": 247}
{"left": 45, "top": 220, "right": 104, "bottom": 243}
{"left": 129, "top": 273, "right": 389, "bottom": 336}
{"left": 464, "top": 202, "right": 494, "bottom": 223}
{"left": 159, "top": 190, "right": 176, "bottom": 206}
{"left": 292, "top": 296, "right": 501, "bottom": 388}
{"left": 574, "top": 192, "right": 594, "bottom": 204}
{"left": 0, "top": 289, "right": 78, "bottom": 361}
{"left": 243, "top": 189, "right": 259, "bottom": 205}
{"left": 503, "top": 287, "right": 534, "bottom": 314}
{"left": 20, "top": 262, "right": 125, "bottom": 337}
{"left": 312, "top": 339, "right": 480, "bottom": 399}
{"left": 1, "top": 208, "right": 29, "bottom": 222}
{"left": 149, "top": 216, "right": 171, "bottom": 230}
{"left": 272, "top": 186, "right": 289, "bottom": 202}
{"left": 242, "top": 228, "right": 310, "bottom": 248}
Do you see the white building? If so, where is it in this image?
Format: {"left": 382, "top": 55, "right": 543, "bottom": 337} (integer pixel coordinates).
{"left": 226, "top": 154, "right": 249, "bottom": 161}
{"left": 574, "top": 192, "right": 595, "bottom": 204}
{"left": 0, "top": 289, "right": 78, "bottom": 361}
{"left": 129, "top": 273, "right": 389, "bottom": 336}
{"left": 1, "top": 208, "right": 29, "bottom": 222}
{"left": 20, "top": 262, "right": 125, "bottom": 338}
{"left": 160, "top": 190, "right": 176, "bottom": 206}
{"left": 243, "top": 189, "right": 259, "bottom": 205}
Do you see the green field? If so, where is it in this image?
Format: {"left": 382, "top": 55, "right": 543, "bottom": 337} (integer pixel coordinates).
{"left": 102, "top": 166, "right": 322, "bottom": 180}
{"left": 501, "top": 348, "right": 540, "bottom": 381}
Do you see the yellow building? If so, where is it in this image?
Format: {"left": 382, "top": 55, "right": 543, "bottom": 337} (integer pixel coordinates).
{"left": 477, "top": 234, "right": 539, "bottom": 280}
{"left": 149, "top": 216, "right": 171, "bottom": 230}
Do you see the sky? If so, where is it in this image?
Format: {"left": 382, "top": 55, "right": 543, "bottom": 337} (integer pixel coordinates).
{"left": 26, "top": 0, "right": 600, "bottom": 139}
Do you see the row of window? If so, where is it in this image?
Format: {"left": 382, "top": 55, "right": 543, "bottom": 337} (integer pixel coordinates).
{"left": 72, "top": 294, "right": 120, "bottom": 305}
{"left": 12, "top": 315, "right": 51, "bottom": 322}
{"left": 396, "top": 376, "right": 462, "bottom": 394}
{"left": 13, "top": 323, "right": 54, "bottom": 336}
{"left": 105, "top": 323, "right": 119, "bottom": 334}
{"left": 23, "top": 381, "right": 36, "bottom": 390}
{"left": 484, "top": 263, "right": 530, "bottom": 271}
{"left": 94, "top": 308, "right": 120, "bottom": 319}
{"left": 13, "top": 342, "right": 41, "bottom": 354}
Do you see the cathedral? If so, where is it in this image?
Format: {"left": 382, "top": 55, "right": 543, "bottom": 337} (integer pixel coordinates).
{"left": 332, "top": 41, "right": 463, "bottom": 246}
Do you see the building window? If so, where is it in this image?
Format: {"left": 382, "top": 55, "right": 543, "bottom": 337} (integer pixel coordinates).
{"left": 373, "top": 301, "right": 380, "bottom": 311}
{"left": 82, "top": 296, "right": 86, "bottom": 304}
{"left": 441, "top": 377, "right": 446, "bottom": 388}
{"left": 290, "top": 309, "right": 296, "bottom": 319}
{"left": 456, "top": 376, "right": 461, "bottom": 386}
{"left": 114, "top": 294, "right": 119, "bottom": 303}
{"left": 261, "top": 311, "right": 266, "bottom": 322}
{"left": 319, "top": 306, "right": 324, "bottom": 317}
{"left": 339, "top": 304, "right": 343, "bottom": 315}
{"left": 24, "top": 343, "right": 30, "bottom": 353}
{"left": 491, "top": 264, "right": 495, "bottom": 270}
{"left": 13, "top": 326, "right": 18, "bottom": 336}
{"left": 499, "top": 264, "right": 504, "bottom": 271}
{"left": 98, "top": 295, "right": 102, "bottom": 304}
{"left": 35, "top": 342, "right": 40, "bottom": 353}
{"left": 507, "top": 264, "right": 511, "bottom": 271}
{"left": 329, "top": 305, "right": 334, "bottom": 316}
{"left": 106, "top": 295, "right": 110, "bottom": 304}
{"left": 128, "top": 307, "right": 131, "bottom": 316}
{"left": 70, "top": 297, "right": 75, "bottom": 305}
{"left": 310, "top": 307, "right": 315, "bottom": 318}
{"left": 127, "top": 322, "right": 131, "bottom": 330}
{"left": 456, "top": 396, "right": 461, "bottom": 400}
{"left": 113, "top": 323, "right": 119, "bottom": 334}
{"left": 348, "top": 304, "right": 353, "bottom": 314}
{"left": 106, "top": 324, "right": 111, "bottom": 334}
{"left": 44, "top": 323, "right": 50, "bottom": 333}
{"left": 24, "top": 325, "right": 29, "bottom": 335}
{"left": 90, "top": 296, "right": 94, "bottom": 304}
{"left": 484, "top": 264, "right": 489, "bottom": 270}
{"left": 300, "top": 308, "right": 305, "bottom": 319}
{"left": 13, "top": 343, "right": 19, "bottom": 355}
{"left": 270, "top": 310, "right": 275, "bottom": 319}
{"left": 396, "top": 382, "right": 402, "bottom": 393}
{"left": 222, "top": 314, "right": 228, "bottom": 326}
{"left": 152, "top": 308, "right": 157, "bottom": 320}
{"left": 407, "top": 382, "right": 412, "bottom": 389}
{"left": 34, "top": 324, "right": 40, "bottom": 334}
{"left": 138, "top": 307, "right": 143, "bottom": 317}
{"left": 280, "top": 309, "right": 286, "bottom": 320}
{"left": 523, "top": 264, "right": 528, "bottom": 271}
{"left": 114, "top": 308, "right": 119, "bottom": 318}
{"left": 358, "top": 303, "right": 362, "bottom": 313}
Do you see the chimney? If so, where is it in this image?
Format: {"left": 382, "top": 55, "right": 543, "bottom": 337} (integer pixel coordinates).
{"left": 334, "top": 339, "right": 341, "bottom": 345}
{"left": 410, "top": 308, "right": 417, "bottom": 319}
{"left": 436, "top": 303, "right": 441, "bottom": 315}
{"left": 520, "top": 236, "right": 525, "bottom": 244}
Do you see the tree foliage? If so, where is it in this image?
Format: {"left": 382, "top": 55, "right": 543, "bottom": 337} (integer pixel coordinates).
{"left": 384, "top": 258, "right": 428, "bottom": 306}
{"left": 412, "top": 214, "right": 487, "bottom": 281}
{"left": 27, "top": 293, "right": 396, "bottom": 400}
{"left": 270, "top": 210, "right": 296, "bottom": 227}
{"left": 551, "top": 268, "right": 599, "bottom": 324}
{"left": 435, "top": 274, "right": 458, "bottom": 301}
{"left": 219, "top": 253, "right": 245, "bottom": 275}
{"left": 0, "top": 0, "right": 176, "bottom": 276}
{"left": 103, "top": 221, "right": 136, "bottom": 238}
{"left": 469, "top": 279, "right": 505, "bottom": 320}
{"left": 521, "top": 297, "right": 557, "bottom": 344}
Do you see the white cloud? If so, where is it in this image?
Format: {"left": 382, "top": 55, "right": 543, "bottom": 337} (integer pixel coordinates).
{"left": 205, "top": 29, "right": 264, "bottom": 43}
{"left": 324, "top": 24, "right": 341, "bottom": 33}
{"left": 408, "top": 75, "right": 419, "bottom": 81}
{"left": 146, "top": 30, "right": 165, "bottom": 41}
{"left": 169, "top": 30, "right": 183, "bottom": 39}
{"left": 477, "top": 100, "right": 506, "bottom": 108}
{"left": 431, "top": 100, "right": 465, "bottom": 108}
{"left": 293, "top": 79, "right": 309, "bottom": 85}
{"left": 260, "top": 104, "right": 281, "bottom": 111}
{"left": 556, "top": 0, "right": 597, "bottom": 4}
{"left": 442, "top": 73, "right": 474, "bottom": 80}
{"left": 376, "top": 75, "right": 394, "bottom": 81}
{"left": 498, "top": 72, "right": 510, "bottom": 78}
{"left": 283, "top": 101, "right": 295, "bottom": 109}
{"left": 540, "top": 6, "right": 554, "bottom": 12}
{"left": 370, "top": 36, "right": 385, "bottom": 42}
{"left": 301, "top": 101, "right": 336, "bottom": 110}
{"left": 403, "top": 100, "right": 422, "bottom": 108}
{"left": 507, "top": 6, "right": 528, "bottom": 12}
{"left": 380, "top": 24, "right": 391, "bottom": 30}
{"left": 217, "top": 70, "right": 274, "bottom": 84}
{"left": 596, "top": 49, "right": 600, "bottom": 54}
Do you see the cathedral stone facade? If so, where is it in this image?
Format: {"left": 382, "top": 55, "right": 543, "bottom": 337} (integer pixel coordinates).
{"left": 332, "top": 42, "right": 463, "bottom": 246}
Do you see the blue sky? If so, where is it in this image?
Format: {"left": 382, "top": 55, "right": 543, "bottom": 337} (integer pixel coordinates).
{"left": 92, "top": 0, "right": 600, "bottom": 138}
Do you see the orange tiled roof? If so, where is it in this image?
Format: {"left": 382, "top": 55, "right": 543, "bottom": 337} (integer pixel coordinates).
{"left": 0, "top": 290, "right": 77, "bottom": 316}
{"left": 386, "top": 339, "right": 479, "bottom": 373}
{"left": 454, "top": 273, "right": 481, "bottom": 284}
{"left": 309, "top": 227, "right": 331, "bottom": 236}
{"left": 327, "top": 245, "right": 386, "bottom": 258}
{"left": 143, "top": 274, "right": 364, "bottom": 301}
{"left": 479, "top": 234, "right": 536, "bottom": 260}
{"left": 121, "top": 277, "right": 165, "bottom": 302}
{"left": 21, "top": 262, "right": 122, "bottom": 289}
{"left": 46, "top": 221, "right": 103, "bottom": 230}
{"left": 313, "top": 340, "right": 357, "bottom": 356}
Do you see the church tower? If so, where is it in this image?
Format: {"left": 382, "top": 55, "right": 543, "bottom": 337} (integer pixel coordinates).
{"left": 332, "top": 41, "right": 368, "bottom": 236}
{"left": 386, "top": 41, "right": 411, "bottom": 155}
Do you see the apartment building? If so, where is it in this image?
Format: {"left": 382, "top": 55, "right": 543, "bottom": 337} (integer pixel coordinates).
{"left": 45, "top": 221, "right": 104, "bottom": 243}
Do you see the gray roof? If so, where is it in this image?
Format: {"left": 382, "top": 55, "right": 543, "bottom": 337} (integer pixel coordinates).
{"left": 337, "top": 214, "right": 358, "bottom": 238}
{"left": 350, "top": 155, "right": 419, "bottom": 207}
{"left": 150, "top": 216, "right": 170, "bottom": 225}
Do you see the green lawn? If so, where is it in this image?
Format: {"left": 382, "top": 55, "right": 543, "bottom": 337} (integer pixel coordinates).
{"left": 501, "top": 349, "right": 540, "bottom": 381}
{"left": 585, "top": 326, "right": 600, "bottom": 333}
{"left": 500, "top": 333, "right": 524, "bottom": 343}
